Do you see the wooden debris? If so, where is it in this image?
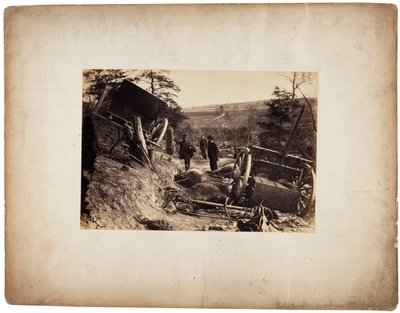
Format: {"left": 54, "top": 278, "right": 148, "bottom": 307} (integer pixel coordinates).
{"left": 177, "top": 210, "right": 234, "bottom": 221}
{"left": 191, "top": 199, "right": 250, "bottom": 212}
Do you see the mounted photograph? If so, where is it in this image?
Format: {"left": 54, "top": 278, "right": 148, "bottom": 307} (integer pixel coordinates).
{"left": 81, "top": 70, "right": 318, "bottom": 232}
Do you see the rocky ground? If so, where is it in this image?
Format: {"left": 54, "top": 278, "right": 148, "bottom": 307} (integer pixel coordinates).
{"left": 81, "top": 151, "right": 314, "bottom": 232}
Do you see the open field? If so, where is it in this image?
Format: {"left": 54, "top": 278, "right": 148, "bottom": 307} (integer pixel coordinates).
{"left": 183, "top": 98, "right": 317, "bottom": 130}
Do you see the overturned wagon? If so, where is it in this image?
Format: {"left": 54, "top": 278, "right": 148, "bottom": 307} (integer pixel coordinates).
{"left": 92, "top": 80, "right": 169, "bottom": 163}
{"left": 230, "top": 103, "right": 316, "bottom": 217}
{"left": 230, "top": 146, "right": 315, "bottom": 216}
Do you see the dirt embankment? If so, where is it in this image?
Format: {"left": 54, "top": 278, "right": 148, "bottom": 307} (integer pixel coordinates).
{"left": 80, "top": 152, "right": 237, "bottom": 231}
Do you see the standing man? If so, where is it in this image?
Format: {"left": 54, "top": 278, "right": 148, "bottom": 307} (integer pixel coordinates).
{"left": 175, "top": 134, "right": 196, "bottom": 170}
{"left": 207, "top": 135, "right": 219, "bottom": 171}
{"left": 199, "top": 135, "right": 208, "bottom": 159}
{"left": 82, "top": 113, "right": 97, "bottom": 173}
{"left": 81, "top": 111, "right": 97, "bottom": 216}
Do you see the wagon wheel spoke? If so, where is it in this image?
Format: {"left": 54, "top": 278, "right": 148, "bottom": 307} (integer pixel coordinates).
{"left": 148, "top": 118, "right": 168, "bottom": 145}
{"left": 300, "top": 193, "right": 310, "bottom": 200}
{"left": 234, "top": 162, "right": 241, "bottom": 171}
{"left": 229, "top": 148, "right": 252, "bottom": 204}
{"left": 236, "top": 155, "right": 243, "bottom": 170}
{"left": 296, "top": 163, "right": 316, "bottom": 217}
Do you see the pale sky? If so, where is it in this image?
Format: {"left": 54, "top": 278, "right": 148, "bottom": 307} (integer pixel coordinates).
{"left": 168, "top": 70, "right": 318, "bottom": 108}
{"left": 84, "top": 70, "right": 318, "bottom": 108}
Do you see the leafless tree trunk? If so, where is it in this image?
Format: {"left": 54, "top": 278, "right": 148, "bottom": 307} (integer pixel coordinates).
{"left": 285, "top": 72, "right": 310, "bottom": 104}
{"left": 298, "top": 86, "right": 317, "bottom": 132}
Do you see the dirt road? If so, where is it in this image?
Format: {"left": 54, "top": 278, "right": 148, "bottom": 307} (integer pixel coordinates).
{"left": 178, "top": 155, "right": 235, "bottom": 173}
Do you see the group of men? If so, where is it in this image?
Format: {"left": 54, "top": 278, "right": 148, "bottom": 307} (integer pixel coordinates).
{"left": 176, "top": 134, "right": 219, "bottom": 171}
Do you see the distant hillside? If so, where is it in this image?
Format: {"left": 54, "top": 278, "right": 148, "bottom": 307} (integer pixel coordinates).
{"left": 183, "top": 100, "right": 267, "bottom": 128}
{"left": 183, "top": 98, "right": 317, "bottom": 130}
{"left": 184, "top": 99, "right": 268, "bottom": 113}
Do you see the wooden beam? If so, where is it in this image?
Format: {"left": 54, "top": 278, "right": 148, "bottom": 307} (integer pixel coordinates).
{"left": 93, "top": 85, "right": 111, "bottom": 114}
{"left": 253, "top": 159, "right": 302, "bottom": 177}
{"left": 191, "top": 199, "right": 250, "bottom": 212}
{"left": 251, "top": 145, "right": 313, "bottom": 164}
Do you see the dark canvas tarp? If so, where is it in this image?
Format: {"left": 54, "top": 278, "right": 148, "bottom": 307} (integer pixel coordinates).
{"left": 109, "top": 80, "right": 168, "bottom": 122}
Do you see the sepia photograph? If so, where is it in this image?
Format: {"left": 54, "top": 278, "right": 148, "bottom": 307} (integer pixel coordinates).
{"left": 81, "top": 70, "right": 318, "bottom": 232}
{"left": 5, "top": 3, "right": 396, "bottom": 308}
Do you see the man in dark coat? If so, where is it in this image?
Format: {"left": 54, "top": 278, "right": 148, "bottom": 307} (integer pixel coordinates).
{"left": 81, "top": 112, "right": 97, "bottom": 215}
{"left": 82, "top": 113, "right": 97, "bottom": 173}
{"left": 207, "top": 135, "right": 219, "bottom": 171}
{"left": 176, "top": 134, "right": 196, "bottom": 170}
{"left": 199, "top": 135, "right": 208, "bottom": 159}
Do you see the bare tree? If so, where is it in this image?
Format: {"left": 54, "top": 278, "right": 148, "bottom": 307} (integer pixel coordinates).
{"left": 258, "top": 72, "right": 317, "bottom": 157}
{"left": 246, "top": 107, "right": 260, "bottom": 146}
{"left": 283, "top": 72, "right": 316, "bottom": 131}
{"left": 283, "top": 72, "right": 312, "bottom": 103}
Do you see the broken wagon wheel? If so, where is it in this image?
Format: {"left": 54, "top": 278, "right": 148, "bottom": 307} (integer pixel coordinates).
{"left": 149, "top": 118, "right": 168, "bottom": 145}
{"left": 229, "top": 148, "right": 252, "bottom": 204}
{"left": 295, "top": 163, "right": 316, "bottom": 217}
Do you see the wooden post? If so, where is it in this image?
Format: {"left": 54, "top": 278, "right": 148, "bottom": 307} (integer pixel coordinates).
{"left": 148, "top": 146, "right": 154, "bottom": 163}
{"left": 133, "top": 116, "right": 148, "bottom": 156}
{"left": 191, "top": 199, "right": 246, "bottom": 211}
{"left": 166, "top": 126, "right": 175, "bottom": 155}
{"left": 93, "top": 85, "right": 111, "bottom": 114}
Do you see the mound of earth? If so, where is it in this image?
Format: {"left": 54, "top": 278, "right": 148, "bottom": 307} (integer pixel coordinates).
{"left": 80, "top": 152, "right": 237, "bottom": 231}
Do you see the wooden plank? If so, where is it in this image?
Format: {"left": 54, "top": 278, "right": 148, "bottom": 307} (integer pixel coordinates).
{"left": 250, "top": 176, "right": 300, "bottom": 213}
{"left": 251, "top": 145, "right": 313, "bottom": 164}
{"left": 108, "top": 113, "right": 132, "bottom": 127}
{"left": 133, "top": 116, "right": 148, "bottom": 156}
{"left": 92, "top": 113, "right": 126, "bottom": 130}
{"left": 93, "top": 85, "right": 111, "bottom": 114}
{"left": 191, "top": 199, "right": 249, "bottom": 212}
{"left": 252, "top": 159, "right": 302, "bottom": 181}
